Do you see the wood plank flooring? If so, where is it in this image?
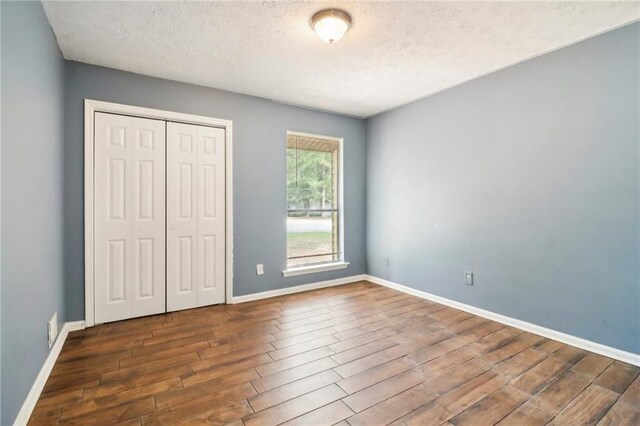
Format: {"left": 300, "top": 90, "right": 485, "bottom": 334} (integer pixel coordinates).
{"left": 29, "top": 281, "right": 640, "bottom": 425}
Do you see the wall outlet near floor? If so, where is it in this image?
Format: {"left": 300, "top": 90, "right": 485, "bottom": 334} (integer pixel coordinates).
{"left": 48, "top": 312, "right": 58, "bottom": 349}
{"left": 384, "top": 256, "right": 390, "bottom": 266}
{"left": 464, "top": 272, "right": 474, "bottom": 286}
{"left": 256, "top": 264, "right": 264, "bottom": 275}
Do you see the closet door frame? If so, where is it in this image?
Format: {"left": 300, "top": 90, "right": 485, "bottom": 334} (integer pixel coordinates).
{"left": 84, "top": 99, "right": 234, "bottom": 327}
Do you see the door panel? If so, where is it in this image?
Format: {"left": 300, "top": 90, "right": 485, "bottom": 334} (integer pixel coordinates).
{"left": 197, "top": 127, "right": 226, "bottom": 307}
{"left": 167, "top": 122, "right": 225, "bottom": 311}
{"left": 167, "top": 124, "right": 198, "bottom": 311}
{"left": 135, "top": 238, "right": 155, "bottom": 298}
{"left": 107, "top": 239, "right": 126, "bottom": 302}
{"left": 178, "top": 236, "right": 194, "bottom": 293}
{"left": 131, "top": 117, "right": 166, "bottom": 313}
{"left": 94, "top": 112, "right": 166, "bottom": 323}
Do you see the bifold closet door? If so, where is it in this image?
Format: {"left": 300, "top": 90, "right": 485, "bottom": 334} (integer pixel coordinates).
{"left": 167, "top": 122, "right": 226, "bottom": 311}
{"left": 94, "top": 113, "right": 166, "bottom": 324}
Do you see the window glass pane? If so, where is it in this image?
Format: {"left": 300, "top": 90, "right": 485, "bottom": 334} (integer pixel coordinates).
{"left": 286, "top": 133, "right": 340, "bottom": 268}
{"left": 287, "top": 148, "right": 334, "bottom": 210}
{"left": 287, "top": 211, "right": 338, "bottom": 267}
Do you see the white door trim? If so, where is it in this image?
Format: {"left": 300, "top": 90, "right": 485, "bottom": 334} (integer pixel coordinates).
{"left": 84, "top": 99, "right": 234, "bottom": 327}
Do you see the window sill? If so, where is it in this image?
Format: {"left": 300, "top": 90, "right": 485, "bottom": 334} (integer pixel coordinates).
{"left": 282, "top": 261, "right": 350, "bottom": 278}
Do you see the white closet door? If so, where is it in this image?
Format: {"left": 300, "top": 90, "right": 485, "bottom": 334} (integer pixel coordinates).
{"left": 167, "top": 122, "right": 225, "bottom": 311}
{"left": 94, "top": 113, "right": 166, "bottom": 323}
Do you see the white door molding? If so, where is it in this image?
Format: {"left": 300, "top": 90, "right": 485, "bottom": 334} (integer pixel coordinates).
{"left": 85, "top": 99, "right": 234, "bottom": 327}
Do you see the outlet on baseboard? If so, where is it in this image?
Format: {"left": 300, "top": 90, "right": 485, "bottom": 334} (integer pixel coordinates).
{"left": 256, "top": 264, "right": 264, "bottom": 275}
{"left": 48, "top": 312, "right": 58, "bottom": 349}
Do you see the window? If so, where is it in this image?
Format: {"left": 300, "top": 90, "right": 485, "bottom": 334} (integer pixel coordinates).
{"left": 285, "top": 132, "right": 346, "bottom": 274}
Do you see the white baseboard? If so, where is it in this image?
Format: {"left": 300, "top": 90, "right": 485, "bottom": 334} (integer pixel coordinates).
{"left": 14, "top": 274, "right": 637, "bottom": 425}
{"left": 365, "top": 275, "right": 640, "bottom": 367}
{"left": 14, "top": 321, "right": 86, "bottom": 426}
{"left": 232, "top": 274, "right": 368, "bottom": 304}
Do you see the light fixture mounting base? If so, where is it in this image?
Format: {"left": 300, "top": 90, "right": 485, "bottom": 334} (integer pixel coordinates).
{"left": 310, "top": 9, "right": 352, "bottom": 29}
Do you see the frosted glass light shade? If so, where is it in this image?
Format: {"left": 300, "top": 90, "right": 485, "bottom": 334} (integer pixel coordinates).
{"left": 311, "top": 10, "right": 352, "bottom": 44}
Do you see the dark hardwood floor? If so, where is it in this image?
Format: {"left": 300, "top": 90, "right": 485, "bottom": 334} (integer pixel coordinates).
{"left": 29, "top": 281, "right": 639, "bottom": 425}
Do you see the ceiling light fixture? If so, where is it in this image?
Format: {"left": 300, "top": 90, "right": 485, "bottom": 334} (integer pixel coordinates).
{"left": 310, "top": 9, "right": 352, "bottom": 44}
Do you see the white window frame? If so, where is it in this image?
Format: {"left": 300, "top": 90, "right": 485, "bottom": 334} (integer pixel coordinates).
{"left": 84, "top": 99, "right": 234, "bottom": 327}
{"left": 282, "top": 130, "right": 349, "bottom": 277}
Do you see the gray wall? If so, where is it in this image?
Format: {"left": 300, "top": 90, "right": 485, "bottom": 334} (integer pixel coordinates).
{"left": 0, "top": 2, "right": 3, "bottom": 420}
{"left": 0, "top": 2, "right": 3, "bottom": 421}
{"left": 1, "top": 6, "right": 637, "bottom": 423}
{"left": 366, "top": 23, "right": 640, "bottom": 354}
{"left": 64, "top": 62, "right": 367, "bottom": 320}
{"left": 1, "top": 2, "right": 67, "bottom": 423}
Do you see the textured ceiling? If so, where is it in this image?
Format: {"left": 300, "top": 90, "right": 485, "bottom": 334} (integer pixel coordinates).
{"left": 42, "top": 1, "right": 639, "bottom": 117}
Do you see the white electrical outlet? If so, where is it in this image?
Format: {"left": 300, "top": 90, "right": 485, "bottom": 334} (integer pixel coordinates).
{"left": 464, "top": 272, "right": 474, "bottom": 286}
{"left": 384, "top": 256, "right": 390, "bottom": 266}
{"left": 48, "top": 312, "right": 58, "bottom": 349}
{"left": 256, "top": 264, "right": 264, "bottom": 275}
